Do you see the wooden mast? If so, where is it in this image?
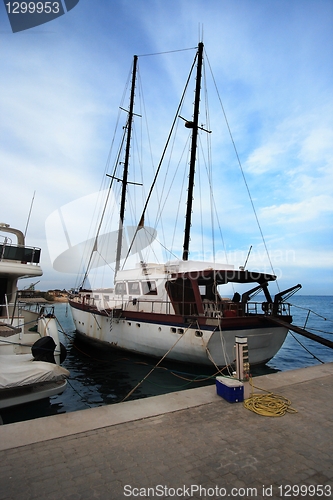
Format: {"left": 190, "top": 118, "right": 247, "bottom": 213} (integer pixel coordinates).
{"left": 182, "top": 42, "right": 203, "bottom": 261}
{"left": 115, "top": 55, "right": 138, "bottom": 275}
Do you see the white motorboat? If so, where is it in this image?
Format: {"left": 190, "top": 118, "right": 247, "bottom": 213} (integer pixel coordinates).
{"left": 0, "top": 223, "right": 69, "bottom": 409}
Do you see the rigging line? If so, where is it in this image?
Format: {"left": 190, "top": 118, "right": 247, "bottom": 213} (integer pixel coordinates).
{"left": 205, "top": 50, "right": 279, "bottom": 289}
{"left": 78, "top": 62, "right": 135, "bottom": 288}
{"left": 140, "top": 226, "right": 179, "bottom": 260}
{"left": 153, "top": 99, "right": 187, "bottom": 254}
{"left": 76, "top": 103, "right": 132, "bottom": 284}
{"left": 160, "top": 134, "right": 190, "bottom": 253}
{"left": 137, "top": 67, "right": 163, "bottom": 234}
{"left": 205, "top": 345, "right": 228, "bottom": 375}
{"left": 197, "top": 146, "right": 205, "bottom": 258}
{"left": 135, "top": 72, "right": 150, "bottom": 221}
{"left": 197, "top": 319, "right": 233, "bottom": 376}
{"left": 198, "top": 134, "right": 228, "bottom": 263}
{"left": 289, "top": 331, "right": 325, "bottom": 364}
{"left": 76, "top": 118, "right": 130, "bottom": 288}
{"left": 80, "top": 127, "right": 127, "bottom": 288}
{"left": 24, "top": 190, "right": 36, "bottom": 238}
{"left": 128, "top": 69, "right": 147, "bottom": 216}
{"left": 207, "top": 141, "right": 216, "bottom": 261}
{"left": 121, "top": 52, "right": 198, "bottom": 269}
{"left": 121, "top": 323, "right": 195, "bottom": 402}
{"left": 217, "top": 322, "right": 233, "bottom": 375}
{"left": 137, "top": 47, "right": 197, "bottom": 57}
{"left": 202, "top": 60, "right": 215, "bottom": 261}
{"left": 100, "top": 64, "right": 134, "bottom": 187}
{"left": 66, "top": 379, "right": 93, "bottom": 408}
{"left": 94, "top": 249, "right": 115, "bottom": 271}
{"left": 290, "top": 304, "right": 332, "bottom": 323}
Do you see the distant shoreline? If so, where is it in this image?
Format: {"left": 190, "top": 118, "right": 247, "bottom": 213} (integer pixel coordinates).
{"left": 19, "top": 297, "right": 68, "bottom": 304}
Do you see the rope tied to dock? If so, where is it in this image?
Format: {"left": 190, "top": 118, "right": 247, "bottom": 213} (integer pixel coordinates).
{"left": 243, "top": 378, "right": 297, "bottom": 417}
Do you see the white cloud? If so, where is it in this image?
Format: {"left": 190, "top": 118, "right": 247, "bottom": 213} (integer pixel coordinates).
{"left": 299, "top": 127, "right": 333, "bottom": 165}
{"left": 245, "top": 143, "right": 287, "bottom": 175}
{"left": 260, "top": 195, "right": 333, "bottom": 224}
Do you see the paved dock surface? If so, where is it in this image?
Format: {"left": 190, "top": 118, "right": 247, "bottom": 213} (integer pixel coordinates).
{"left": 0, "top": 363, "right": 332, "bottom": 500}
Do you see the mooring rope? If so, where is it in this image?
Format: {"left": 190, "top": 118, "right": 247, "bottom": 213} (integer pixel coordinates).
{"left": 243, "top": 378, "right": 297, "bottom": 417}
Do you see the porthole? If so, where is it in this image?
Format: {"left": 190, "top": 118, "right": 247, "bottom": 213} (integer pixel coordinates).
{"left": 136, "top": 323, "right": 140, "bottom": 328}
{"left": 195, "top": 330, "right": 203, "bottom": 337}
{"left": 158, "top": 327, "right": 161, "bottom": 331}
{"left": 171, "top": 327, "right": 176, "bottom": 333}
{"left": 128, "top": 322, "right": 131, "bottom": 326}
{"left": 177, "top": 328, "right": 184, "bottom": 334}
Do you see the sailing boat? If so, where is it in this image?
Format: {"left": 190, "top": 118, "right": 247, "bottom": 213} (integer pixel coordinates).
{"left": 69, "top": 43, "right": 301, "bottom": 367}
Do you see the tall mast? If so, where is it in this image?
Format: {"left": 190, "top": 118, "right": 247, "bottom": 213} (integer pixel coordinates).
{"left": 182, "top": 42, "right": 203, "bottom": 261}
{"left": 115, "top": 55, "right": 138, "bottom": 275}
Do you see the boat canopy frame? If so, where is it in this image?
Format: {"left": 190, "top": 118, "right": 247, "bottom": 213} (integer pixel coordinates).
{"left": 169, "top": 269, "right": 277, "bottom": 286}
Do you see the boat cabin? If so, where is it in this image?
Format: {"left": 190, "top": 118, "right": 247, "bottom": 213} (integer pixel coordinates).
{"left": 81, "top": 260, "right": 280, "bottom": 319}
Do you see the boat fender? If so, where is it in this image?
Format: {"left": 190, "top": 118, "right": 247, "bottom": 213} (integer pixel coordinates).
{"left": 32, "top": 336, "right": 56, "bottom": 363}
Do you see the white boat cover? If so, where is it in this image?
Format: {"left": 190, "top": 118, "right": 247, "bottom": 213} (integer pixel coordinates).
{"left": 0, "top": 354, "right": 70, "bottom": 389}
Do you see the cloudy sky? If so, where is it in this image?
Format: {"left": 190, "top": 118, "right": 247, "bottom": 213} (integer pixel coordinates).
{"left": 0, "top": 0, "right": 332, "bottom": 295}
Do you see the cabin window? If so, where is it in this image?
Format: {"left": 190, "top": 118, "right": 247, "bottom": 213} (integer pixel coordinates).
{"left": 128, "top": 281, "right": 141, "bottom": 295}
{"left": 115, "top": 282, "right": 127, "bottom": 295}
{"left": 199, "top": 285, "right": 206, "bottom": 296}
{"left": 104, "top": 295, "right": 109, "bottom": 301}
{"left": 93, "top": 294, "right": 100, "bottom": 300}
{"left": 142, "top": 280, "right": 157, "bottom": 295}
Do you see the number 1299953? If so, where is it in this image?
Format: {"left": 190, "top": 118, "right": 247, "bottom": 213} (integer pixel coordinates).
{"left": 5, "top": 2, "right": 61, "bottom": 14}
{"left": 278, "top": 484, "right": 331, "bottom": 497}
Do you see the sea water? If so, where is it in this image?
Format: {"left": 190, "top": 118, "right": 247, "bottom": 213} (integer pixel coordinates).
{"left": 1, "top": 296, "right": 332, "bottom": 424}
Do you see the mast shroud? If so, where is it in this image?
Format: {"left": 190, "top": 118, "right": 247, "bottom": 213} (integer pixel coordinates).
{"left": 182, "top": 42, "right": 204, "bottom": 261}
{"left": 115, "top": 55, "right": 138, "bottom": 274}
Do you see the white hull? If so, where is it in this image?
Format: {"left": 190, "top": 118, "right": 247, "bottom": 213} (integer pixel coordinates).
{"left": 71, "top": 306, "right": 288, "bottom": 366}
{"left": 0, "top": 380, "right": 67, "bottom": 409}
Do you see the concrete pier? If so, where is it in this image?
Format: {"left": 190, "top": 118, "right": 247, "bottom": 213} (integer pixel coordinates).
{"left": 0, "top": 363, "right": 332, "bottom": 499}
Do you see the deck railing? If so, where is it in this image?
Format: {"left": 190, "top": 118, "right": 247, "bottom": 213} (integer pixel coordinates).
{"left": 0, "top": 243, "right": 41, "bottom": 264}
{"left": 72, "top": 294, "right": 292, "bottom": 318}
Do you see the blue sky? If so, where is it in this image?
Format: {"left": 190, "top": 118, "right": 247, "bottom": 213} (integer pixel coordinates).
{"left": 0, "top": 0, "right": 332, "bottom": 295}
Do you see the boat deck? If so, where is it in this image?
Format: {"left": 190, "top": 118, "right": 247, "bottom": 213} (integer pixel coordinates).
{"left": 0, "top": 322, "right": 21, "bottom": 336}
{"left": 0, "top": 363, "right": 332, "bottom": 499}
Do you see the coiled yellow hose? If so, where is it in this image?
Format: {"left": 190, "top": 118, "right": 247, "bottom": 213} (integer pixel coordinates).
{"left": 243, "top": 379, "right": 297, "bottom": 417}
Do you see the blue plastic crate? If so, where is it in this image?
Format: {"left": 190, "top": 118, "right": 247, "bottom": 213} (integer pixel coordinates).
{"left": 216, "top": 376, "right": 244, "bottom": 403}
